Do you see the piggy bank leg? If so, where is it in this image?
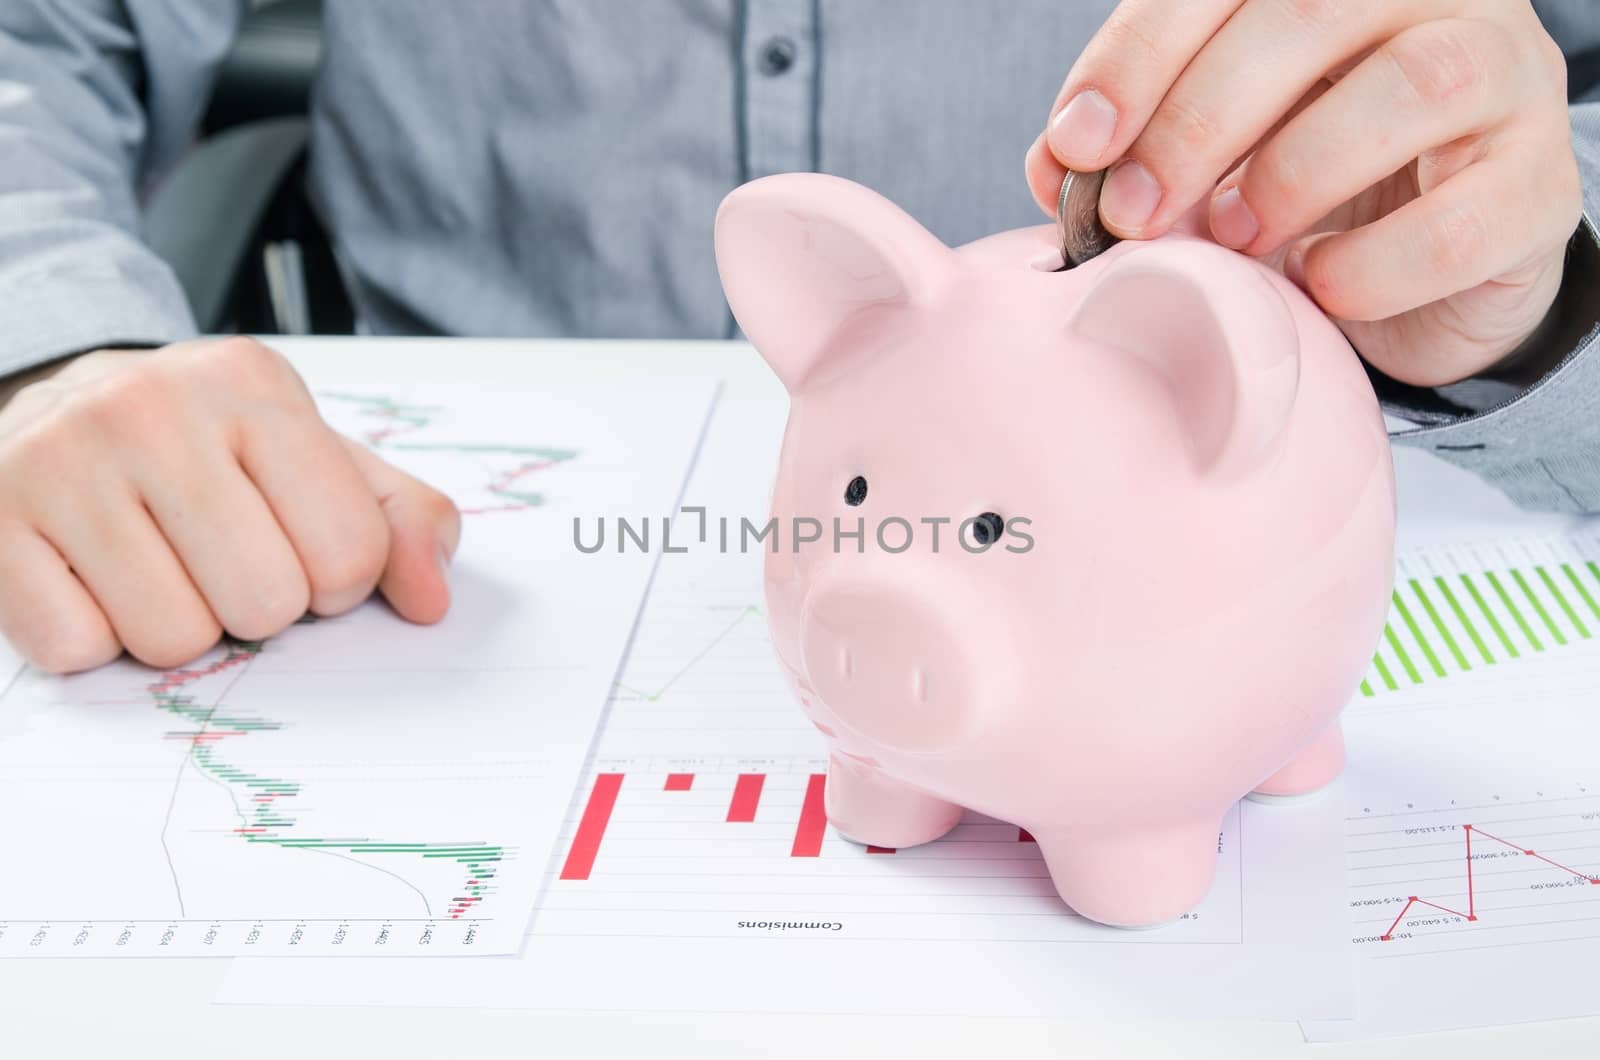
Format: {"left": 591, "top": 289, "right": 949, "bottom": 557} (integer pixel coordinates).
{"left": 1034, "top": 819, "right": 1222, "bottom": 928}
{"left": 824, "top": 752, "right": 963, "bottom": 849}
{"left": 1252, "top": 722, "right": 1345, "bottom": 798}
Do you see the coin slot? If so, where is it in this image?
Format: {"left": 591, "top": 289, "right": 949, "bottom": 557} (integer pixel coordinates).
{"left": 1030, "top": 246, "right": 1069, "bottom": 272}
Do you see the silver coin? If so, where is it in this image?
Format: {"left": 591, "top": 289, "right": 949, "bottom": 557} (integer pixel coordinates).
{"left": 1056, "top": 169, "right": 1119, "bottom": 268}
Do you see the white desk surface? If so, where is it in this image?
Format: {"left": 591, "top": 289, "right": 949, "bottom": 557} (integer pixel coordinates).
{"left": 4, "top": 337, "right": 1597, "bottom": 1060}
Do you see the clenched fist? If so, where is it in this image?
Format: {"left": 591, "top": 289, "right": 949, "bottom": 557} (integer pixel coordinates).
{"left": 1026, "top": 0, "right": 1584, "bottom": 388}
{"left": 0, "top": 337, "right": 460, "bottom": 673}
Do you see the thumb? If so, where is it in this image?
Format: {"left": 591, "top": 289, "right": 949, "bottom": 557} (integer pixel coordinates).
{"left": 339, "top": 436, "right": 462, "bottom": 624}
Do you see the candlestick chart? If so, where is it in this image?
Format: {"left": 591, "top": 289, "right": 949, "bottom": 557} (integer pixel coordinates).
{"left": 0, "top": 380, "right": 718, "bottom": 957}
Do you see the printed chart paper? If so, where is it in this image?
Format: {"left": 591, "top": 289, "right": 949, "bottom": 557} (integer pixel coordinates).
{"left": 1303, "top": 527, "right": 1600, "bottom": 1041}
{"left": 218, "top": 399, "right": 1355, "bottom": 1020}
{"left": 0, "top": 380, "right": 716, "bottom": 956}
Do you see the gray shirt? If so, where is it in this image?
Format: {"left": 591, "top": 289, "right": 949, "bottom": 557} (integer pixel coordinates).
{"left": 2, "top": 1, "right": 1599, "bottom": 509}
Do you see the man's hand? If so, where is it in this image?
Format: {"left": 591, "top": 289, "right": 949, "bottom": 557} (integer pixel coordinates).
{"left": 1025, "top": 0, "right": 1584, "bottom": 387}
{"left": 0, "top": 338, "right": 461, "bottom": 674}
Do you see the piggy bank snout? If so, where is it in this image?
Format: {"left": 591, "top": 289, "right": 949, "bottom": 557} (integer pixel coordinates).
{"left": 798, "top": 581, "right": 982, "bottom": 753}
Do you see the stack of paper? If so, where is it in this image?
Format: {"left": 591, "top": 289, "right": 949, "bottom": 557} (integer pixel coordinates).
{"left": 4, "top": 377, "right": 1597, "bottom": 1042}
{"left": 214, "top": 400, "right": 1357, "bottom": 1021}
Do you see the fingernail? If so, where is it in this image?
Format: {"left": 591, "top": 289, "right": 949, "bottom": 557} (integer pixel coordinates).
{"left": 1024, "top": 133, "right": 1060, "bottom": 220}
{"left": 1100, "top": 158, "right": 1162, "bottom": 235}
{"left": 1048, "top": 89, "right": 1118, "bottom": 165}
{"left": 1284, "top": 242, "right": 1309, "bottom": 287}
{"left": 1209, "top": 186, "right": 1260, "bottom": 249}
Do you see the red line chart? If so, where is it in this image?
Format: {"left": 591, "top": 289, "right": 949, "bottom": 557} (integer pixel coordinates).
{"left": 1380, "top": 823, "right": 1600, "bottom": 941}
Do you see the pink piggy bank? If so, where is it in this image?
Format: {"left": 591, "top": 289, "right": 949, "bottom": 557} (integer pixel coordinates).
{"left": 714, "top": 173, "right": 1395, "bottom": 928}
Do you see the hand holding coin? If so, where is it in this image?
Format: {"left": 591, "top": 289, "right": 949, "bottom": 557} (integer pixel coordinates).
{"left": 1024, "top": 0, "right": 1580, "bottom": 388}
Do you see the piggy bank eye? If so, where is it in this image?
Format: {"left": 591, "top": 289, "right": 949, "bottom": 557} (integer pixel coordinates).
{"left": 844, "top": 476, "right": 868, "bottom": 506}
{"left": 968, "top": 512, "right": 1004, "bottom": 547}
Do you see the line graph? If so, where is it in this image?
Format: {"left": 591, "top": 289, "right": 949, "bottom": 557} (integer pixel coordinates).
{"left": 1376, "top": 823, "right": 1599, "bottom": 940}
{"left": 1347, "top": 787, "right": 1600, "bottom": 954}
{"left": 613, "top": 604, "right": 763, "bottom": 704}
{"left": 595, "top": 581, "right": 810, "bottom": 759}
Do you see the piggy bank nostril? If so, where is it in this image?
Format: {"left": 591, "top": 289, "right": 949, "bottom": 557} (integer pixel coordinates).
{"left": 839, "top": 645, "right": 853, "bottom": 679}
{"left": 911, "top": 665, "right": 927, "bottom": 704}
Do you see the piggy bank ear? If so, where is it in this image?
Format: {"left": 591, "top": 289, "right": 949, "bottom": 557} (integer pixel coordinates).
{"left": 1068, "top": 243, "right": 1301, "bottom": 478}
{"left": 714, "top": 174, "right": 954, "bottom": 392}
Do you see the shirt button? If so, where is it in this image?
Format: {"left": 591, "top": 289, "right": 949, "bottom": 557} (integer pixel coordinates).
{"left": 758, "top": 36, "right": 798, "bottom": 76}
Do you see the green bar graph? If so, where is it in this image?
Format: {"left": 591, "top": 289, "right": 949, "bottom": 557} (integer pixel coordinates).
{"left": 1383, "top": 622, "right": 1423, "bottom": 685}
{"left": 1562, "top": 564, "right": 1600, "bottom": 622}
{"left": 1434, "top": 576, "right": 1493, "bottom": 665}
{"left": 1512, "top": 569, "right": 1566, "bottom": 645}
{"left": 1461, "top": 573, "right": 1518, "bottom": 659}
{"left": 1359, "top": 545, "right": 1600, "bottom": 699}
{"left": 1371, "top": 652, "right": 1398, "bottom": 692}
{"left": 1485, "top": 571, "right": 1543, "bottom": 652}
{"left": 1391, "top": 591, "right": 1446, "bottom": 678}
{"left": 1409, "top": 579, "right": 1470, "bottom": 672}
{"left": 1537, "top": 566, "right": 1589, "bottom": 640}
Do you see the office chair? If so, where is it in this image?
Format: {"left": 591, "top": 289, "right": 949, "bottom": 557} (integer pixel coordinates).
{"left": 142, "top": 0, "right": 352, "bottom": 336}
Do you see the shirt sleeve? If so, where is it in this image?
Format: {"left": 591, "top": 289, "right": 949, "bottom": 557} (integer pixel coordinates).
{"left": 0, "top": 1, "right": 246, "bottom": 375}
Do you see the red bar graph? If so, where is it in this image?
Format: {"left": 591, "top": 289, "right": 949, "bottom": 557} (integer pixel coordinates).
{"left": 726, "top": 774, "right": 765, "bottom": 822}
{"left": 557, "top": 770, "right": 921, "bottom": 881}
{"left": 790, "top": 774, "right": 828, "bottom": 857}
{"left": 559, "top": 773, "right": 623, "bottom": 881}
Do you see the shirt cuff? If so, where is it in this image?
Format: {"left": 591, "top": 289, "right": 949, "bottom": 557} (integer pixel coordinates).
{"left": 1379, "top": 212, "right": 1600, "bottom": 511}
{"left": 0, "top": 257, "right": 199, "bottom": 377}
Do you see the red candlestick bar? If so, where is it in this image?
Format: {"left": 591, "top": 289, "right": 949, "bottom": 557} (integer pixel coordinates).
{"left": 559, "top": 773, "right": 623, "bottom": 881}
{"left": 865, "top": 845, "right": 896, "bottom": 855}
{"left": 790, "top": 773, "right": 828, "bottom": 857}
{"left": 664, "top": 773, "right": 694, "bottom": 791}
{"left": 726, "top": 774, "right": 766, "bottom": 822}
